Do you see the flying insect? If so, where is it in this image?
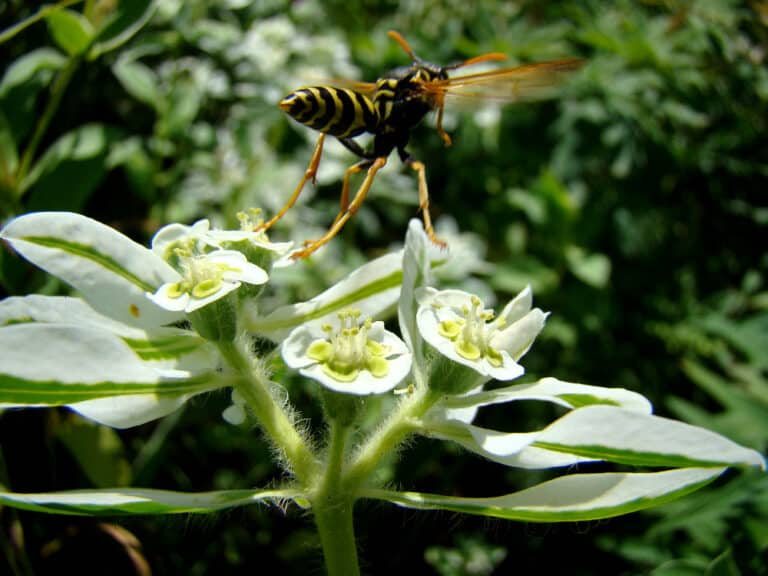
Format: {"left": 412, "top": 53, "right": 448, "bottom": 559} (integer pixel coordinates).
{"left": 262, "top": 31, "right": 582, "bottom": 258}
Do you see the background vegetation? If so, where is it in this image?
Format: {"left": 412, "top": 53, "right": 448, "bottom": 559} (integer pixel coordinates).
{"left": 1, "top": 0, "right": 766, "bottom": 574}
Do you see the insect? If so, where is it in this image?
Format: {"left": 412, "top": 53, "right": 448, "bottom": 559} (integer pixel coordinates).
{"left": 261, "top": 31, "right": 582, "bottom": 258}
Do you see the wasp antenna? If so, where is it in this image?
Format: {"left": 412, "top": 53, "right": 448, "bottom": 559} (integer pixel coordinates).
{"left": 387, "top": 30, "right": 418, "bottom": 61}
{"left": 446, "top": 52, "right": 508, "bottom": 70}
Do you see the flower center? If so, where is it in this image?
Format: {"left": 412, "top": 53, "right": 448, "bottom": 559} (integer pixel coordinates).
{"left": 306, "top": 309, "right": 390, "bottom": 382}
{"left": 436, "top": 295, "right": 505, "bottom": 366}
{"left": 237, "top": 208, "right": 271, "bottom": 242}
{"left": 167, "top": 253, "right": 238, "bottom": 300}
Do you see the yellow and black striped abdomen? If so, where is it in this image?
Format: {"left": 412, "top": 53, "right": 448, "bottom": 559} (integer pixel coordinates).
{"left": 279, "top": 87, "right": 378, "bottom": 139}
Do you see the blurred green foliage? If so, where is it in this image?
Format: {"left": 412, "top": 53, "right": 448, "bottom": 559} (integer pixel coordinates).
{"left": 1, "top": 0, "right": 766, "bottom": 574}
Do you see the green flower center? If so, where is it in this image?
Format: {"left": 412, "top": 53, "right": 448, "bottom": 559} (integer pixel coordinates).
{"left": 166, "top": 253, "right": 239, "bottom": 300}
{"left": 307, "top": 309, "right": 390, "bottom": 383}
{"left": 435, "top": 295, "right": 505, "bottom": 366}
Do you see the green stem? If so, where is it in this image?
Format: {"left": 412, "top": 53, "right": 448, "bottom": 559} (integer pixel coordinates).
{"left": 314, "top": 419, "right": 359, "bottom": 576}
{"left": 217, "top": 340, "right": 318, "bottom": 485}
{"left": 16, "top": 53, "right": 82, "bottom": 186}
{"left": 313, "top": 496, "right": 359, "bottom": 576}
{"left": 345, "top": 386, "right": 443, "bottom": 493}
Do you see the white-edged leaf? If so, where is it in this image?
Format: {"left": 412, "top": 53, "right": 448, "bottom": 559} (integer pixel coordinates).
{"left": 364, "top": 468, "right": 724, "bottom": 522}
{"left": 399, "top": 219, "right": 436, "bottom": 370}
{"left": 534, "top": 406, "right": 766, "bottom": 469}
{"left": 428, "top": 404, "right": 764, "bottom": 470}
{"left": 247, "top": 251, "right": 403, "bottom": 340}
{"left": 437, "top": 377, "right": 652, "bottom": 414}
{"left": 429, "top": 421, "right": 596, "bottom": 469}
{"left": 0, "top": 295, "right": 218, "bottom": 369}
{"left": 1, "top": 212, "right": 183, "bottom": 328}
{"left": 0, "top": 487, "right": 302, "bottom": 516}
{"left": 0, "top": 324, "right": 220, "bottom": 406}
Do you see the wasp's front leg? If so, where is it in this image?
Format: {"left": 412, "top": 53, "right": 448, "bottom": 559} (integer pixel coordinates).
{"left": 256, "top": 133, "right": 326, "bottom": 233}
{"left": 292, "top": 156, "right": 388, "bottom": 259}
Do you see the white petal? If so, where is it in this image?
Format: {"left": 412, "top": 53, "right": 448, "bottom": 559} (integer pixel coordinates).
{"left": 226, "top": 261, "right": 269, "bottom": 285}
{"left": 495, "top": 285, "right": 533, "bottom": 325}
{"left": 281, "top": 325, "right": 322, "bottom": 369}
{"left": 185, "top": 280, "right": 240, "bottom": 312}
{"left": 490, "top": 309, "right": 548, "bottom": 361}
{"left": 146, "top": 283, "right": 190, "bottom": 312}
{"left": 478, "top": 352, "right": 525, "bottom": 381}
{"left": 222, "top": 404, "right": 247, "bottom": 425}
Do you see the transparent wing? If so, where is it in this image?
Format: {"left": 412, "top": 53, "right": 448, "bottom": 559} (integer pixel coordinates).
{"left": 422, "top": 59, "right": 584, "bottom": 104}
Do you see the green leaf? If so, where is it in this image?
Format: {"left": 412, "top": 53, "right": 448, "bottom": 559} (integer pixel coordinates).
{"left": 364, "top": 468, "right": 724, "bottom": 522}
{"left": 0, "top": 487, "right": 301, "bottom": 516}
{"left": 112, "top": 58, "right": 162, "bottom": 109}
{"left": 58, "top": 419, "right": 133, "bottom": 487}
{"left": 91, "top": 0, "right": 156, "bottom": 58}
{"left": 0, "top": 48, "right": 66, "bottom": 143}
{"left": 0, "top": 109, "right": 18, "bottom": 186}
{"left": 565, "top": 245, "right": 611, "bottom": 288}
{"left": 45, "top": 8, "right": 94, "bottom": 56}
{"left": 0, "top": 211, "right": 182, "bottom": 329}
{"left": 20, "top": 123, "right": 122, "bottom": 210}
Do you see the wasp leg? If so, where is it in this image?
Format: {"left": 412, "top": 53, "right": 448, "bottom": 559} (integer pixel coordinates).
{"left": 435, "top": 99, "right": 453, "bottom": 147}
{"left": 334, "top": 138, "right": 376, "bottom": 224}
{"left": 255, "top": 133, "right": 326, "bottom": 232}
{"left": 292, "top": 156, "right": 387, "bottom": 259}
{"left": 406, "top": 158, "right": 447, "bottom": 248}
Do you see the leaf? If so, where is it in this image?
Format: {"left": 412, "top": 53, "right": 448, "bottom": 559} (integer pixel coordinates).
{"left": 0, "top": 323, "right": 219, "bottom": 405}
{"left": 45, "top": 8, "right": 94, "bottom": 56}
{"left": 364, "top": 468, "right": 724, "bottom": 522}
{"left": 112, "top": 58, "right": 162, "bottom": 109}
{"left": 0, "top": 211, "right": 182, "bottom": 329}
{"left": 0, "top": 487, "right": 302, "bottom": 516}
{"left": 399, "top": 219, "right": 435, "bottom": 370}
{"left": 0, "top": 48, "right": 66, "bottom": 143}
{"left": 0, "top": 295, "right": 216, "bottom": 367}
{"left": 91, "top": 0, "right": 157, "bottom": 58}
{"left": 0, "top": 322, "right": 222, "bottom": 427}
{"left": 429, "top": 404, "right": 764, "bottom": 470}
{"left": 565, "top": 245, "right": 611, "bottom": 288}
{"left": 20, "top": 123, "right": 123, "bottom": 210}
{"left": 247, "top": 250, "right": 404, "bottom": 340}
{"left": 58, "top": 419, "right": 132, "bottom": 487}
{"left": 533, "top": 406, "right": 765, "bottom": 469}
{"left": 437, "top": 377, "right": 652, "bottom": 413}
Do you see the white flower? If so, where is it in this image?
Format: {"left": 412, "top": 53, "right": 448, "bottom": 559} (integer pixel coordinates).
{"left": 222, "top": 389, "right": 248, "bottom": 425}
{"left": 151, "top": 219, "right": 217, "bottom": 260}
{"left": 416, "top": 286, "right": 547, "bottom": 381}
{"left": 207, "top": 210, "right": 294, "bottom": 262}
{"left": 282, "top": 310, "right": 412, "bottom": 395}
{"left": 151, "top": 210, "right": 293, "bottom": 264}
{"left": 148, "top": 250, "right": 268, "bottom": 313}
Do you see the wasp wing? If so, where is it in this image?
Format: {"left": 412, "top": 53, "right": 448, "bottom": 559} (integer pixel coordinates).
{"left": 422, "top": 59, "right": 584, "bottom": 104}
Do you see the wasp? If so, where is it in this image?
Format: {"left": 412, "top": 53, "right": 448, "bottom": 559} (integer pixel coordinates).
{"left": 262, "top": 31, "right": 582, "bottom": 258}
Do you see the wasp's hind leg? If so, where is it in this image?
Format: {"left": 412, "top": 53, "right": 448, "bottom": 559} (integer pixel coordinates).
{"left": 404, "top": 157, "right": 447, "bottom": 249}
{"left": 291, "top": 156, "right": 387, "bottom": 259}
{"left": 256, "top": 133, "right": 326, "bottom": 232}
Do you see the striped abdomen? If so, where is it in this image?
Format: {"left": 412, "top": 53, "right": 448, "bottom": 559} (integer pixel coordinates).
{"left": 279, "top": 87, "right": 378, "bottom": 139}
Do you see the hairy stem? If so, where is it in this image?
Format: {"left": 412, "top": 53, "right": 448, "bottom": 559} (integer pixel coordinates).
{"left": 313, "top": 419, "right": 359, "bottom": 576}
{"left": 218, "top": 340, "right": 318, "bottom": 485}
